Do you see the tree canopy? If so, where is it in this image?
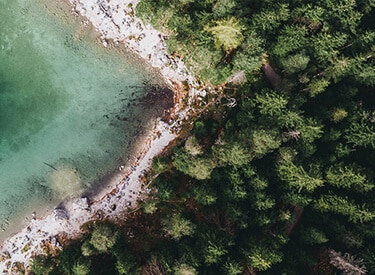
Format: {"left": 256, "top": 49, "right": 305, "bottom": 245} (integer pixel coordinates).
{"left": 31, "top": 0, "right": 375, "bottom": 274}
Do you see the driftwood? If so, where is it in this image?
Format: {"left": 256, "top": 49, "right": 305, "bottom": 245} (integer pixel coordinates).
{"left": 226, "top": 70, "right": 247, "bottom": 86}
{"left": 261, "top": 61, "right": 282, "bottom": 90}
{"left": 285, "top": 206, "right": 304, "bottom": 236}
{"left": 43, "top": 162, "right": 58, "bottom": 171}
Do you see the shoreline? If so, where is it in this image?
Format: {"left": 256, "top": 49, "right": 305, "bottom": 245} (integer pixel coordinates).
{"left": 0, "top": 0, "right": 201, "bottom": 272}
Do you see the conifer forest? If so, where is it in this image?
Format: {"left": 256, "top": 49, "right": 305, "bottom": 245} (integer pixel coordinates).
{"left": 31, "top": 0, "right": 375, "bottom": 274}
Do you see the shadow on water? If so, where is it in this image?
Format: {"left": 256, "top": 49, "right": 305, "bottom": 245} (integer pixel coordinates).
{"left": 0, "top": 0, "right": 174, "bottom": 241}
{"left": 81, "top": 83, "right": 174, "bottom": 199}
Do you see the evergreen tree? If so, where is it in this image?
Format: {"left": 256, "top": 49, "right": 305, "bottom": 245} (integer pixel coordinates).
{"left": 30, "top": 1, "right": 375, "bottom": 274}
{"left": 204, "top": 17, "right": 245, "bottom": 54}
{"left": 162, "top": 213, "right": 196, "bottom": 240}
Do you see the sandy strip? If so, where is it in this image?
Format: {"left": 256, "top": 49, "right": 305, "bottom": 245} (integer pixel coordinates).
{"left": 0, "top": 0, "right": 203, "bottom": 272}
{"left": 0, "top": 121, "right": 176, "bottom": 271}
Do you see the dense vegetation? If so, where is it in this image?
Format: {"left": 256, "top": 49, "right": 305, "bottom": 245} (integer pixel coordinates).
{"left": 31, "top": 0, "right": 375, "bottom": 274}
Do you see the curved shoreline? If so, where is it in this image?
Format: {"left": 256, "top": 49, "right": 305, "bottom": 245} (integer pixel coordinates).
{"left": 0, "top": 0, "right": 200, "bottom": 272}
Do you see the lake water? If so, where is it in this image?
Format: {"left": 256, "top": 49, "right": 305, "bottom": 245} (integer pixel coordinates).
{"left": 0, "top": 0, "right": 171, "bottom": 240}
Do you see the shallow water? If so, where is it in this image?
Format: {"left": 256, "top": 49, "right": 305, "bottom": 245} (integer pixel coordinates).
{"left": 0, "top": 0, "right": 171, "bottom": 239}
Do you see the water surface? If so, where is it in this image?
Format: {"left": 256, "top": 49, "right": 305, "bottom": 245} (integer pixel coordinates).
{"left": 0, "top": 0, "right": 171, "bottom": 239}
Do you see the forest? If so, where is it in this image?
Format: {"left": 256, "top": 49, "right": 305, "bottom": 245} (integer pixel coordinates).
{"left": 31, "top": 0, "right": 375, "bottom": 274}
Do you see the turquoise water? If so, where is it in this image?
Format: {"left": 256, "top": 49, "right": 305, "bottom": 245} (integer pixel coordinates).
{"left": 0, "top": 0, "right": 171, "bottom": 238}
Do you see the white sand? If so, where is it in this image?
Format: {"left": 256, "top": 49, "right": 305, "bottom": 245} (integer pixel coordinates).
{"left": 0, "top": 0, "right": 203, "bottom": 272}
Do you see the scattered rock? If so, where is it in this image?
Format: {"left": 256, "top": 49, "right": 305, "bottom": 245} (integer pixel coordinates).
{"left": 54, "top": 208, "right": 69, "bottom": 221}
{"left": 75, "top": 197, "right": 90, "bottom": 211}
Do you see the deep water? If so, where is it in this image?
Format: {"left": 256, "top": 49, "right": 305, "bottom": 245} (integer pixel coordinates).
{"left": 0, "top": 0, "right": 171, "bottom": 239}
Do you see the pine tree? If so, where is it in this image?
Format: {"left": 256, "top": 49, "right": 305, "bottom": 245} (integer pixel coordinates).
{"left": 212, "top": 143, "right": 252, "bottom": 167}
{"left": 332, "top": 107, "right": 348, "bottom": 123}
{"left": 173, "top": 148, "right": 216, "bottom": 180}
{"left": 280, "top": 53, "right": 310, "bottom": 74}
{"left": 307, "top": 78, "right": 330, "bottom": 97}
{"left": 272, "top": 25, "right": 308, "bottom": 57}
{"left": 311, "top": 32, "right": 348, "bottom": 64}
{"left": 251, "top": 3, "right": 290, "bottom": 33}
{"left": 203, "top": 241, "right": 228, "bottom": 265}
{"left": 326, "top": 163, "right": 374, "bottom": 193}
{"left": 245, "top": 244, "right": 283, "bottom": 271}
{"left": 31, "top": 255, "right": 55, "bottom": 275}
{"left": 314, "top": 195, "right": 375, "bottom": 223}
{"left": 162, "top": 213, "right": 196, "bottom": 240}
{"left": 249, "top": 129, "right": 282, "bottom": 158}
{"left": 72, "top": 260, "right": 90, "bottom": 275}
{"left": 204, "top": 17, "right": 245, "bottom": 54}
{"left": 277, "top": 161, "right": 324, "bottom": 193}
{"left": 89, "top": 225, "right": 118, "bottom": 253}
{"left": 345, "top": 120, "right": 375, "bottom": 148}
{"left": 253, "top": 89, "right": 288, "bottom": 117}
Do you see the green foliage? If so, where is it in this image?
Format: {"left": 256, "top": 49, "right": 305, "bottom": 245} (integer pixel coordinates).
{"left": 184, "top": 136, "right": 203, "bottom": 156}
{"left": 89, "top": 225, "right": 118, "bottom": 253}
{"left": 113, "top": 249, "right": 136, "bottom": 275}
{"left": 173, "top": 263, "right": 197, "bottom": 275}
{"left": 223, "top": 260, "right": 243, "bottom": 275}
{"left": 143, "top": 201, "right": 158, "bottom": 214}
{"left": 204, "top": 17, "right": 245, "bottom": 53}
{"left": 33, "top": 1, "right": 375, "bottom": 274}
{"left": 280, "top": 53, "right": 310, "bottom": 74}
{"left": 248, "top": 254, "right": 272, "bottom": 271}
{"left": 357, "top": 68, "right": 375, "bottom": 86}
{"left": 212, "top": 143, "right": 251, "bottom": 167}
{"left": 326, "top": 164, "right": 374, "bottom": 192}
{"left": 345, "top": 120, "right": 375, "bottom": 148}
{"left": 31, "top": 255, "right": 54, "bottom": 275}
{"left": 325, "top": 56, "right": 351, "bottom": 82}
{"left": 156, "top": 179, "right": 175, "bottom": 200}
{"left": 307, "top": 78, "right": 331, "bottom": 97}
{"left": 298, "top": 227, "right": 329, "bottom": 245}
{"left": 252, "top": 192, "right": 275, "bottom": 211}
{"left": 251, "top": 3, "right": 290, "bottom": 33}
{"left": 152, "top": 157, "right": 169, "bottom": 174}
{"left": 277, "top": 161, "right": 324, "bottom": 193}
{"left": 162, "top": 213, "right": 196, "bottom": 240}
{"left": 311, "top": 32, "right": 348, "bottom": 64}
{"left": 232, "top": 32, "right": 263, "bottom": 75}
{"left": 72, "top": 260, "right": 90, "bottom": 275}
{"left": 57, "top": 243, "right": 83, "bottom": 274}
{"left": 250, "top": 129, "right": 282, "bottom": 158}
{"left": 212, "top": 0, "right": 237, "bottom": 18}
{"left": 291, "top": 4, "right": 324, "bottom": 31}
{"left": 203, "top": 241, "right": 228, "bottom": 264}
{"left": 272, "top": 25, "right": 308, "bottom": 57}
{"left": 192, "top": 119, "right": 219, "bottom": 140}
{"left": 193, "top": 184, "right": 217, "bottom": 205}
{"left": 247, "top": 245, "right": 283, "bottom": 271}
{"left": 81, "top": 240, "right": 96, "bottom": 257}
{"left": 254, "top": 89, "right": 288, "bottom": 117}
{"left": 301, "top": 120, "right": 324, "bottom": 143}
{"left": 173, "top": 149, "right": 215, "bottom": 180}
{"left": 324, "top": 0, "right": 363, "bottom": 33}
{"left": 332, "top": 108, "right": 348, "bottom": 123}
{"left": 314, "top": 195, "right": 375, "bottom": 223}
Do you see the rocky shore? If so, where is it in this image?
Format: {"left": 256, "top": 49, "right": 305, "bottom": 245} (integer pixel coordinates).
{"left": 0, "top": 0, "right": 204, "bottom": 273}
{"left": 70, "top": 0, "right": 195, "bottom": 85}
